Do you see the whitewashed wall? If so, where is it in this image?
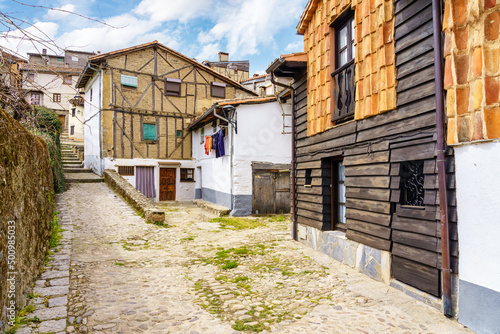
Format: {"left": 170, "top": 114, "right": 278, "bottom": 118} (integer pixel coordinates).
{"left": 23, "top": 72, "right": 79, "bottom": 112}
{"left": 68, "top": 104, "right": 84, "bottom": 141}
{"left": 455, "top": 141, "right": 500, "bottom": 333}
{"left": 105, "top": 158, "right": 196, "bottom": 202}
{"left": 83, "top": 73, "right": 103, "bottom": 175}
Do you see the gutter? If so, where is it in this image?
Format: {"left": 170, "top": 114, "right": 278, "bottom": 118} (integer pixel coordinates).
{"left": 270, "top": 71, "right": 297, "bottom": 241}
{"left": 432, "top": 0, "right": 452, "bottom": 317}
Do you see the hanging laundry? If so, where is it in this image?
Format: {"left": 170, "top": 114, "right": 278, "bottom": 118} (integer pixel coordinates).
{"left": 204, "top": 136, "right": 212, "bottom": 155}
{"left": 212, "top": 132, "right": 220, "bottom": 158}
{"left": 217, "top": 128, "right": 225, "bottom": 157}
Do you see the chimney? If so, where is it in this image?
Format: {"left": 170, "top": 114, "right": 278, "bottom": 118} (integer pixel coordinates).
{"left": 42, "top": 49, "right": 47, "bottom": 55}
{"left": 97, "top": 51, "right": 101, "bottom": 54}
{"left": 218, "top": 51, "right": 229, "bottom": 62}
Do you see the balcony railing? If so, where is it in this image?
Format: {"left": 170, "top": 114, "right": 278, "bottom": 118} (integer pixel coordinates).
{"left": 331, "top": 60, "right": 355, "bottom": 122}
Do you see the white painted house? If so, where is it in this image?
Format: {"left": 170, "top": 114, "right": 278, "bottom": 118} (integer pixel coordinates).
{"left": 189, "top": 96, "right": 292, "bottom": 216}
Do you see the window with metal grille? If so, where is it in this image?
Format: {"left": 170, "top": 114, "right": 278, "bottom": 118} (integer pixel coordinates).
{"left": 165, "top": 77, "right": 181, "bottom": 96}
{"left": 180, "top": 168, "right": 194, "bottom": 181}
{"left": 211, "top": 82, "right": 226, "bottom": 98}
{"left": 70, "top": 125, "right": 75, "bottom": 135}
{"left": 399, "top": 160, "right": 425, "bottom": 206}
{"left": 53, "top": 93, "right": 61, "bottom": 102}
{"left": 121, "top": 74, "right": 138, "bottom": 88}
{"left": 118, "top": 166, "right": 134, "bottom": 176}
{"left": 71, "top": 108, "right": 76, "bottom": 117}
{"left": 143, "top": 123, "right": 157, "bottom": 141}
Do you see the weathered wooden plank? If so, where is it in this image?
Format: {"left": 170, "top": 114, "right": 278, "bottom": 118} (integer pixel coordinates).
{"left": 396, "top": 35, "right": 434, "bottom": 67}
{"left": 346, "top": 187, "right": 391, "bottom": 201}
{"left": 344, "top": 141, "right": 389, "bottom": 156}
{"left": 296, "top": 121, "right": 356, "bottom": 148}
{"left": 424, "top": 190, "right": 437, "bottom": 205}
{"left": 395, "top": 3, "right": 432, "bottom": 39}
{"left": 347, "top": 219, "right": 391, "bottom": 239}
{"left": 396, "top": 204, "right": 436, "bottom": 220}
{"left": 437, "top": 221, "right": 458, "bottom": 240}
{"left": 424, "top": 174, "right": 438, "bottom": 189}
{"left": 435, "top": 205, "right": 458, "bottom": 223}
{"left": 391, "top": 142, "right": 436, "bottom": 162}
{"left": 297, "top": 215, "right": 322, "bottom": 230}
{"left": 296, "top": 149, "right": 344, "bottom": 162}
{"left": 344, "top": 163, "right": 391, "bottom": 176}
{"left": 346, "top": 198, "right": 391, "bottom": 214}
{"left": 344, "top": 151, "right": 390, "bottom": 166}
{"left": 297, "top": 208, "right": 326, "bottom": 221}
{"left": 397, "top": 50, "right": 435, "bottom": 80}
{"left": 393, "top": 230, "right": 437, "bottom": 252}
{"left": 296, "top": 134, "right": 357, "bottom": 155}
{"left": 397, "top": 81, "right": 436, "bottom": 107}
{"left": 395, "top": 0, "right": 417, "bottom": 14}
{"left": 390, "top": 176, "right": 401, "bottom": 189}
{"left": 295, "top": 122, "right": 307, "bottom": 134}
{"left": 346, "top": 230, "right": 391, "bottom": 251}
{"left": 297, "top": 193, "right": 329, "bottom": 204}
{"left": 392, "top": 243, "right": 438, "bottom": 267}
{"left": 395, "top": 20, "right": 434, "bottom": 53}
{"left": 390, "top": 163, "right": 400, "bottom": 176}
{"left": 357, "top": 113, "right": 436, "bottom": 142}
{"left": 392, "top": 256, "right": 440, "bottom": 296}
{"left": 345, "top": 208, "right": 391, "bottom": 226}
{"left": 345, "top": 176, "right": 390, "bottom": 188}
{"left": 397, "top": 65, "right": 434, "bottom": 93}
{"left": 296, "top": 169, "right": 322, "bottom": 178}
{"left": 296, "top": 160, "right": 322, "bottom": 169}
{"left": 391, "top": 189, "right": 401, "bottom": 202}
{"left": 296, "top": 113, "right": 308, "bottom": 126}
{"left": 296, "top": 185, "right": 327, "bottom": 195}
{"left": 423, "top": 159, "right": 436, "bottom": 174}
{"left": 436, "top": 239, "right": 459, "bottom": 257}
{"left": 297, "top": 201, "right": 329, "bottom": 214}
{"left": 357, "top": 96, "right": 435, "bottom": 131}
{"left": 392, "top": 215, "right": 437, "bottom": 236}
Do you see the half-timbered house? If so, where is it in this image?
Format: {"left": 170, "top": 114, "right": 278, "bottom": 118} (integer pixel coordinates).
{"left": 76, "top": 41, "right": 256, "bottom": 202}
{"left": 269, "top": 0, "right": 461, "bottom": 317}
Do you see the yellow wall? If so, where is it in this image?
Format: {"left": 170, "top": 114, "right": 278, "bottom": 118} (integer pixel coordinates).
{"left": 302, "top": 0, "right": 397, "bottom": 136}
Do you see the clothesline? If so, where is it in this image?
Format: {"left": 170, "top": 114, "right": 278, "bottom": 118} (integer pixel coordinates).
{"left": 204, "top": 127, "right": 226, "bottom": 157}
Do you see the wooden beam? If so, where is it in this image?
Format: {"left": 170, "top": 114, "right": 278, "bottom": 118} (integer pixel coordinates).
{"left": 137, "top": 57, "right": 154, "bottom": 72}
{"left": 114, "top": 115, "right": 144, "bottom": 158}
{"left": 133, "top": 81, "right": 152, "bottom": 109}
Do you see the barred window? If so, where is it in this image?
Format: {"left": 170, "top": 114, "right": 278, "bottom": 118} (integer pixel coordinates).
{"left": 180, "top": 168, "right": 194, "bottom": 181}
{"left": 118, "top": 166, "right": 134, "bottom": 176}
{"left": 399, "top": 160, "right": 425, "bottom": 206}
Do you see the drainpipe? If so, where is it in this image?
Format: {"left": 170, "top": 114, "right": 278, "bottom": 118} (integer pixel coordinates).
{"left": 213, "top": 106, "right": 235, "bottom": 213}
{"left": 432, "top": 0, "right": 452, "bottom": 317}
{"left": 270, "top": 72, "right": 297, "bottom": 240}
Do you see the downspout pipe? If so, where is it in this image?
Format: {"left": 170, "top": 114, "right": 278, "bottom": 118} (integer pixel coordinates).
{"left": 432, "top": 0, "right": 452, "bottom": 317}
{"left": 270, "top": 72, "right": 297, "bottom": 241}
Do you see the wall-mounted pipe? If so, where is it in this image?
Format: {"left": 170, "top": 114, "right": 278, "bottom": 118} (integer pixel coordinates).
{"left": 432, "top": 0, "right": 452, "bottom": 317}
{"left": 270, "top": 71, "right": 297, "bottom": 240}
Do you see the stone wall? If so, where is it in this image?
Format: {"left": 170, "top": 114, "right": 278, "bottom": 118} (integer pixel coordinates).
{"left": 443, "top": 0, "right": 500, "bottom": 143}
{"left": 0, "top": 108, "right": 54, "bottom": 330}
{"left": 103, "top": 169, "right": 165, "bottom": 223}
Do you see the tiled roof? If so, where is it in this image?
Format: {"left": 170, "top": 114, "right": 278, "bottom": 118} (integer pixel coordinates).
{"left": 18, "top": 62, "right": 83, "bottom": 75}
{"left": 297, "top": 0, "right": 319, "bottom": 35}
{"left": 240, "top": 74, "right": 269, "bottom": 83}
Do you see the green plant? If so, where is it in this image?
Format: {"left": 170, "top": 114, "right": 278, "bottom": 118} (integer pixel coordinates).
{"left": 222, "top": 260, "right": 239, "bottom": 270}
{"left": 49, "top": 211, "right": 62, "bottom": 248}
{"left": 268, "top": 214, "right": 287, "bottom": 222}
{"left": 114, "top": 262, "right": 124, "bottom": 266}
{"left": 210, "top": 217, "right": 265, "bottom": 230}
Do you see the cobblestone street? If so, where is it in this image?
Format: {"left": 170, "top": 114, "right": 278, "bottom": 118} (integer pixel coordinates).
{"left": 20, "top": 183, "right": 474, "bottom": 333}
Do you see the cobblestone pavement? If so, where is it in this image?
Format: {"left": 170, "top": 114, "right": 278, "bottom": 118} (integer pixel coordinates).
{"left": 18, "top": 183, "right": 474, "bottom": 333}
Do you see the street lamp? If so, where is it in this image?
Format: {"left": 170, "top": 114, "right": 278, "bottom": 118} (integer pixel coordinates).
{"left": 222, "top": 105, "right": 237, "bottom": 134}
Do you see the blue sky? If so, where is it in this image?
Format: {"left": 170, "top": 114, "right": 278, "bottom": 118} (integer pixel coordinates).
{"left": 0, "top": 0, "right": 307, "bottom": 74}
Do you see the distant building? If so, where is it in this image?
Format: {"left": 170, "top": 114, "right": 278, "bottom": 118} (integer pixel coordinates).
{"left": 203, "top": 52, "right": 249, "bottom": 83}
{"left": 241, "top": 73, "right": 293, "bottom": 97}
{"left": 0, "top": 49, "right": 25, "bottom": 89}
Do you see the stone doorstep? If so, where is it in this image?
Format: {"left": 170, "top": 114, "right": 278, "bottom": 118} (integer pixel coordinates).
{"left": 193, "top": 199, "right": 230, "bottom": 217}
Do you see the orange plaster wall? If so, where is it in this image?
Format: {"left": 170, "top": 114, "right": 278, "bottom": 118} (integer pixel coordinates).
{"left": 302, "top": 0, "right": 397, "bottom": 137}
{"left": 443, "top": 0, "right": 500, "bottom": 143}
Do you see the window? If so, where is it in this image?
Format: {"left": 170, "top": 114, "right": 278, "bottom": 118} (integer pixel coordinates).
{"left": 165, "top": 77, "right": 181, "bottom": 96}
{"left": 57, "top": 57, "right": 63, "bottom": 62}
{"left": 200, "top": 128, "right": 205, "bottom": 143}
{"left": 71, "top": 108, "right": 76, "bottom": 117}
{"left": 176, "top": 130, "right": 183, "bottom": 138}
{"left": 211, "top": 82, "right": 226, "bottom": 98}
{"left": 305, "top": 169, "right": 312, "bottom": 186}
{"left": 333, "top": 160, "right": 346, "bottom": 230}
{"left": 63, "top": 75, "right": 72, "bottom": 85}
{"left": 53, "top": 93, "right": 61, "bottom": 102}
{"left": 121, "top": 74, "right": 138, "bottom": 88}
{"left": 180, "top": 168, "right": 194, "bottom": 181}
{"left": 118, "top": 166, "right": 134, "bottom": 176}
{"left": 90, "top": 88, "right": 93, "bottom": 102}
{"left": 27, "top": 73, "right": 35, "bottom": 82}
{"left": 70, "top": 125, "right": 75, "bottom": 135}
{"left": 331, "top": 10, "right": 355, "bottom": 122}
{"left": 143, "top": 123, "right": 157, "bottom": 141}
{"left": 30, "top": 92, "right": 41, "bottom": 105}
{"left": 399, "top": 160, "right": 425, "bottom": 206}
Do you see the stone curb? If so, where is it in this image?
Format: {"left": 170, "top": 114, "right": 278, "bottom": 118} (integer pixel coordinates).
{"left": 103, "top": 169, "right": 165, "bottom": 223}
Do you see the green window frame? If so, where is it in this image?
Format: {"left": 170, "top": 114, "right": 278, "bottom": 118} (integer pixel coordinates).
{"left": 121, "top": 74, "right": 138, "bottom": 88}
{"left": 143, "top": 123, "right": 157, "bottom": 141}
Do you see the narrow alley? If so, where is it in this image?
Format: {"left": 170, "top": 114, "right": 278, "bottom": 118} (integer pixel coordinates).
{"left": 18, "top": 183, "right": 473, "bottom": 334}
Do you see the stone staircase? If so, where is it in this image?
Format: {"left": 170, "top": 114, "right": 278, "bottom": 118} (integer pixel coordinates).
{"left": 62, "top": 144, "right": 104, "bottom": 183}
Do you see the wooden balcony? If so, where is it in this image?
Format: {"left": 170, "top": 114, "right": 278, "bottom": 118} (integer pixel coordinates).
{"left": 331, "top": 60, "right": 355, "bottom": 122}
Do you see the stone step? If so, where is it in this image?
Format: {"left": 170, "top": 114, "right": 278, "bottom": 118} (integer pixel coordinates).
{"left": 63, "top": 163, "right": 83, "bottom": 168}
{"left": 62, "top": 158, "right": 80, "bottom": 163}
{"left": 64, "top": 173, "right": 104, "bottom": 183}
{"left": 63, "top": 168, "right": 92, "bottom": 173}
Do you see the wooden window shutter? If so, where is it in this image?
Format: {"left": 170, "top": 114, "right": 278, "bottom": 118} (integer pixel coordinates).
{"left": 165, "top": 78, "right": 181, "bottom": 96}
{"left": 121, "top": 74, "right": 138, "bottom": 88}
{"left": 211, "top": 82, "right": 226, "bottom": 98}
{"left": 143, "top": 123, "right": 157, "bottom": 141}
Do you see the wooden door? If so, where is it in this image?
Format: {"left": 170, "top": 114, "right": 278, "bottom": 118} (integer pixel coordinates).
{"left": 159, "top": 168, "right": 176, "bottom": 201}
{"left": 59, "top": 115, "right": 66, "bottom": 129}
{"left": 275, "top": 171, "right": 290, "bottom": 214}
{"left": 252, "top": 172, "right": 275, "bottom": 214}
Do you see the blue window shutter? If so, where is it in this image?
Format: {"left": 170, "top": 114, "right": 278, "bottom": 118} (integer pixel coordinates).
{"left": 121, "top": 74, "right": 138, "bottom": 87}
{"left": 143, "top": 123, "right": 156, "bottom": 140}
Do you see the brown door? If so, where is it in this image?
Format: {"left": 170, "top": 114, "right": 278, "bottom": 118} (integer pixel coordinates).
{"left": 275, "top": 171, "right": 290, "bottom": 214}
{"left": 59, "top": 115, "right": 66, "bottom": 129}
{"left": 159, "top": 168, "right": 176, "bottom": 201}
{"left": 252, "top": 172, "right": 275, "bottom": 214}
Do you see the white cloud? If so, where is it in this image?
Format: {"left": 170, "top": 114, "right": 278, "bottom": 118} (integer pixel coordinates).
{"left": 134, "top": 0, "right": 213, "bottom": 24}
{"left": 0, "top": 21, "right": 60, "bottom": 58}
{"left": 46, "top": 4, "right": 76, "bottom": 20}
{"left": 194, "top": 42, "right": 220, "bottom": 62}
{"left": 284, "top": 41, "right": 303, "bottom": 53}
{"left": 196, "top": 0, "right": 305, "bottom": 59}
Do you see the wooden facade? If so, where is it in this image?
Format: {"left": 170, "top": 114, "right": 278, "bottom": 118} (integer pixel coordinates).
{"left": 77, "top": 41, "right": 256, "bottom": 161}
{"left": 276, "top": 0, "right": 458, "bottom": 297}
